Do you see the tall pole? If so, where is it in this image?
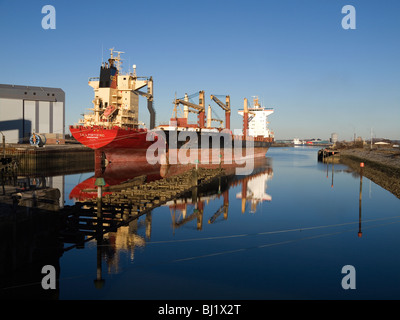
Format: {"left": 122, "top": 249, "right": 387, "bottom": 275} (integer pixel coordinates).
{"left": 184, "top": 93, "right": 189, "bottom": 119}
{"left": 331, "top": 152, "right": 334, "bottom": 188}
{"left": 207, "top": 105, "right": 212, "bottom": 128}
{"left": 198, "top": 91, "right": 205, "bottom": 128}
{"left": 359, "top": 162, "right": 364, "bottom": 238}
{"left": 370, "top": 128, "right": 373, "bottom": 150}
{"left": 1, "top": 131, "right": 5, "bottom": 158}
{"left": 225, "top": 95, "right": 231, "bottom": 130}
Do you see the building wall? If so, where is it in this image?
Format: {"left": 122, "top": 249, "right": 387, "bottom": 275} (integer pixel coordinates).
{"left": 0, "top": 84, "right": 65, "bottom": 144}
{"left": 0, "top": 98, "right": 24, "bottom": 143}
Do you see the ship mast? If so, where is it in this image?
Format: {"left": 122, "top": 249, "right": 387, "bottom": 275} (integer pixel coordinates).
{"left": 110, "top": 48, "right": 125, "bottom": 72}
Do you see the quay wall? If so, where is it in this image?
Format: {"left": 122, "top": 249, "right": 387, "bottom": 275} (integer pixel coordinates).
{"left": 4, "top": 144, "right": 94, "bottom": 176}
{"left": 340, "top": 148, "right": 400, "bottom": 199}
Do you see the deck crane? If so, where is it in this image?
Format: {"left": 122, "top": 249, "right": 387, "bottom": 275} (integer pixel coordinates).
{"left": 206, "top": 105, "right": 224, "bottom": 128}
{"left": 173, "top": 91, "right": 205, "bottom": 128}
{"left": 135, "top": 76, "right": 155, "bottom": 129}
{"left": 242, "top": 98, "right": 256, "bottom": 137}
{"left": 208, "top": 204, "right": 226, "bottom": 224}
{"left": 210, "top": 95, "right": 231, "bottom": 130}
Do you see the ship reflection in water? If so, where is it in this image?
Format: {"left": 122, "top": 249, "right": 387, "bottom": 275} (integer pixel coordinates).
{"left": 66, "top": 151, "right": 273, "bottom": 277}
{"left": 3, "top": 147, "right": 400, "bottom": 299}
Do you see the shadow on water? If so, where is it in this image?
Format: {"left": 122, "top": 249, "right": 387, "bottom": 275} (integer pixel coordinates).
{"left": 0, "top": 149, "right": 94, "bottom": 299}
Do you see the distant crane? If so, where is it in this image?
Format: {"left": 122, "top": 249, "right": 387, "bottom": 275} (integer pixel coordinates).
{"left": 242, "top": 98, "right": 255, "bottom": 137}
{"left": 173, "top": 91, "right": 205, "bottom": 128}
{"left": 206, "top": 105, "right": 224, "bottom": 128}
{"left": 135, "top": 76, "right": 155, "bottom": 129}
{"left": 210, "top": 95, "right": 231, "bottom": 130}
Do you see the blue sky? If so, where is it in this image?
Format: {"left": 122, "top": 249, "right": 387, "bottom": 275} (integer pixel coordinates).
{"left": 0, "top": 0, "right": 399, "bottom": 140}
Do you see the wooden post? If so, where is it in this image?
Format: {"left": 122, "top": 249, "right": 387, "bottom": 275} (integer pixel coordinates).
{"left": 94, "top": 238, "right": 105, "bottom": 289}
{"left": 359, "top": 162, "right": 364, "bottom": 238}
{"left": 326, "top": 156, "right": 329, "bottom": 178}
{"left": 191, "top": 185, "right": 198, "bottom": 205}
{"left": 331, "top": 152, "right": 335, "bottom": 187}
{"left": 192, "top": 161, "right": 199, "bottom": 187}
{"left": 2, "top": 134, "right": 5, "bottom": 158}
{"left": 146, "top": 212, "right": 152, "bottom": 239}
{"left": 1, "top": 171, "right": 5, "bottom": 195}
{"left": 97, "top": 186, "right": 102, "bottom": 219}
{"left": 197, "top": 201, "right": 203, "bottom": 230}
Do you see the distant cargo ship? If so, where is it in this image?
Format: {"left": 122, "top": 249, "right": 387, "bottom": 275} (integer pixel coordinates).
{"left": 69, "top": 49, "right": 157, "bottom": 159}
{"left": 156, "top": 94, "right": 275, "bottom": 164}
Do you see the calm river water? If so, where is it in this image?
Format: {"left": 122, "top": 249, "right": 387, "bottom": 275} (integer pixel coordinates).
{"left": 2, "top": 146, "right": 400, "bottom": 300}
{"left": 60, "top": 146, "right": 400, "bottom": 300}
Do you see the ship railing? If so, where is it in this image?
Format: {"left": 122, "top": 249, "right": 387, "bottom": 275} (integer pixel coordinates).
{"left": 71, "top": 123, "right": 115, "bottom": 130}
{"left": 231, "top": 134, "right": 273, "bottom": 142}
{"left": 135, "top": 76, "right": 151, "bottom": 81}
{"left": 88, "top": 77, "right": 100, "bottom": 82}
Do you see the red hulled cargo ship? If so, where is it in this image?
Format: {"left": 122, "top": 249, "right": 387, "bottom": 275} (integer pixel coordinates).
{"left": 70, "top": 49, "right": 275, "bottom": 167}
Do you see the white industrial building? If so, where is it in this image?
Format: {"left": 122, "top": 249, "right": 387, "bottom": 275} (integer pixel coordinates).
{"left": 0, "top": 84, "right": 65, "bottom": 144}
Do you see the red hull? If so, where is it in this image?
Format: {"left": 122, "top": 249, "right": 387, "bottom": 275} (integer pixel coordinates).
{"left": 70, "top": 156, "right": 162, "bottom": 201}
{"left": 69, "top": 125, "right": 156, "bottom": 150}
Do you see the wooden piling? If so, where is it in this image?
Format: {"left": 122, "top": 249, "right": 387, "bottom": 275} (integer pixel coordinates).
{"left": 63, "top": 166, "right": 228, "bottom": 241}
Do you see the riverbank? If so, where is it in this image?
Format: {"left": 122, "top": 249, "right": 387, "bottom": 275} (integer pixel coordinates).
{"left": 339, "top": 148, "right": 400, "bottom": 199}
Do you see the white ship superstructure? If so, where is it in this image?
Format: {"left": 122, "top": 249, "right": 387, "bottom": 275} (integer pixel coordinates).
{"left": 79, "top": 48, "right": 155, "bottom": 129}
{"left": 236, "top": 171, "right": 273, "bottom": 213}
{"left": 238, "top": 97, "right": 274, "bottom": 138}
